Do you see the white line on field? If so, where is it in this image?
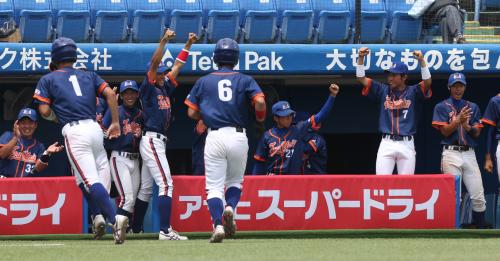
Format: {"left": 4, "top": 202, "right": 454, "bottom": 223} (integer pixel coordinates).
{"left": 0, "top": 243, "right": 64, "bottom": 247}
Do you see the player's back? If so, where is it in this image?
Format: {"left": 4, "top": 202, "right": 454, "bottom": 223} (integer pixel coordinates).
{"left": 194, "top": 68, "right": 261, "bottom": 129}
{"left": 36, "top": 67, "right": 106, "bottom": 125}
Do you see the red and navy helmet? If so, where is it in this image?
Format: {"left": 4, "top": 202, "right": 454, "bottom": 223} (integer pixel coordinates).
{"left": 51, "top": 37, "right": 77, "bottom": 64}
{"left": 213, "top": 38, "right": 239, "bottom": 66}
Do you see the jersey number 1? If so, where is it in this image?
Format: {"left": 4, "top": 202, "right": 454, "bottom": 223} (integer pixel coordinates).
{"left": 218, "top": 80, "right": 232, "bottom": 102}
{"left": 69, "top": 75, "right": 83, "bottom": 96}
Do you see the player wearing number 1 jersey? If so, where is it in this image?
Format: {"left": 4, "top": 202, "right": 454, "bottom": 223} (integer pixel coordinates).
{"left": 33, "top": 37, "right": 125, "bottom": 244}
{"left": 185, "top": 38, "right": 266, "bottom": 243}
{"left": 355, "top": 47, "right": 432, "bottom": 175}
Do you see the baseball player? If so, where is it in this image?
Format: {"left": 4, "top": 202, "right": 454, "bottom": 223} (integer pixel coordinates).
{"left": 356, "top": 47, "right": 432, "bottom": 175}
{"left": 192, "top": 119, "right": 207, "bottom": 175}
{"left": 0, "top": 108, "right": 64, "bottom": 177}
{"left": 102, "top": 80, "right": 143, "bottom": 229}
{"left": 185, "top": 38, "right": 266, "bottom": 243}
{"left": 134, "top": 30, "right": 197, "bottom": 240}
{"left": 252, "top": 85, "right": 338, "bottom": 175}
{"left": 302, "top": 131, "right": 327, "bottom": 174}
{"left": 482, "top": 90, "right": 500, "bottom": 184}
{"left": 32, "top": 37, "right": 126, "bottom": 244}
{"left": 293, "top": 111, "right": 328, "bottom": 174}
{"left": 96, "top": 97, "right": 108, "bottom": 127}
{"left": 432, "top": 73, "right": 489, "bottom": 228}
{"left": 77, "top": 95, "right": 113, "bottom": 240}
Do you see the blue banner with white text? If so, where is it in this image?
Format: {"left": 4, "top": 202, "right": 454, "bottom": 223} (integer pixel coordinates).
{"left": 0, "top": 44, "right": 498, "bottom": 75}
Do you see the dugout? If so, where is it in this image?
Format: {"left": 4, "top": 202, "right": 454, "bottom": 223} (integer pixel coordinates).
{"left": 0, "top": 44, "right": 499, "bottom": 195}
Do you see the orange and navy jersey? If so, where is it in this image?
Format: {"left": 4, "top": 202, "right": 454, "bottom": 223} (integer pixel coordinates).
{"left": 33, "top": 67, "right": 108, "bottom": 125}
{"left": 102, "top": 105, "right": 143, "bottom": 153}
{"left": 302, "top": 132, "right": 327, "bottom": 174}
{"left": 432, "top": 98, "right": 482, "bottom": 147}
{"left": 253, "top": 119, "right": 317, "bottom": 175}
{"left": 184, "top": 68, "right": 264, "bottom": 129}
{"left": 482, "top": 95, "right": 500, "bottom": 139}
{"left": 140, "top": 71, "right": 177, "bottom": 135}
{"left": 362, "top": 78, "right": 431, "bottom": 136}
{"left": 0, "top": 131, "right": 45, "bottom": 177}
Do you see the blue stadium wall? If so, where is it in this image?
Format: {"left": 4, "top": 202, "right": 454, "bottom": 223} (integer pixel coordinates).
{"left": 1, "top": 43, "right": 499, "bottom": 192}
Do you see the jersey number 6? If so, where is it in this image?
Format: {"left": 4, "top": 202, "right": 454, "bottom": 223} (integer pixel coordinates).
{"left": 218, "top": 79, "right": 232, "bottom": 102}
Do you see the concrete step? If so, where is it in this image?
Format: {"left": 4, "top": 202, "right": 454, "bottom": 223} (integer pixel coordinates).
{"left": 432, "top": 36, "right": 500, "bottom": 44}
{"left": 464, "top": 34, "right": 500, "bottom": 39}
{"left": 464, "top": 27, "right": 500, "bottom": 35}
{"left": 465, "top": 21, "right": 480, "bottom": 27}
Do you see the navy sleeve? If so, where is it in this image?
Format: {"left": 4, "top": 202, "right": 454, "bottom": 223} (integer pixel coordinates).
{"left": 470, "top": 103, "right": 482, "bottom": 127}
{"left": 0, "top": 131, "right": 13, "bottom": 145}
{"left": 101, "top": 109, "right": 112, "bottom": 129}
{"left": 253, "top": 134, "right": 268, "bottom": 163}
{"left": 361, "top": 78, "right": 386, "bottom": 100}
{"left": 33, "top": 77, "right": 52, "bottom": 105}
{"left": 36, "top": 143, "right": 46, "bottom": 158}
{"left": 413, "top": 81, "right": 432, "bottom": 100}
{"left": 246, "top": 77, "right": 264, "bottom": 101}
{"left": 432, "top": 103, "right": 449, "bottom": 129}
{"left": 185, "top": 79, "right": 201, "bottom": 112}
{"left": 92, "top": 72, "right": 107, "bottom": 98}
{"left": 482, "top": 98, "right": 499, "bottom": 127}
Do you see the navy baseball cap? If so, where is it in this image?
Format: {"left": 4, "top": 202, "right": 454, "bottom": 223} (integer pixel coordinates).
{"left": 17, "top": 108, "right": 37, "bottom": 122}
{"left": 119, "top": 80, "right": 139, "bottom": 93}
{"left": 272, "top": 101, "right": 296, "bottom": 117}
{"left": 448, "top": 72, "right": 467, "bottom": 86}
{"left": 146, "top": 61, "right": 170, "bottom": 74}
{"left": 385, "top": 62, "right": 408, "bottom": 75}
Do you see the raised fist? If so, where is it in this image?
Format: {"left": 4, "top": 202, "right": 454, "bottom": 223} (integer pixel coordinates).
{"left": 358, "top": 47, "right": 370, "bottom": 57}
{"left": 329, "top": 83, "right": 340, "bottom": 97}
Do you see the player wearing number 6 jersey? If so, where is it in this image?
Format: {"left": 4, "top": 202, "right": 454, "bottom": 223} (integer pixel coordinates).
{"left": 356, "top": 47, "right": 432, "bottom": 175}
{"left": 185, "top": 38, "right": 266, "bottom": 243}
{"left": 33, "top": 37, "right": 125, "bottom": 244}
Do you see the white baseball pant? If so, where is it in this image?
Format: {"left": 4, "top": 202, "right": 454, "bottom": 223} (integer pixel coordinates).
{"left": 205, "top": 127, "right": 248, "bottom": 200}
{"left": 441, "top": 148, "right": 486, "bottom": 212}
{"left": 62, "top": 119, "right": 111, "bottom": 191}
{"left": 138, "top": 132, "right": 173, "bottom": 201}
{"left": 376, "top": 136, "right": 416, "bottom": 175}
{"left": 110, "top": 151, "right": 141, "bottom": 213}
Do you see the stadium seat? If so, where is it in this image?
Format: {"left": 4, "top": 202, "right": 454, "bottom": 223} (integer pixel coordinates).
{"left": 15, "top": 0, "right": 53, "bottom": 42}
{"left": 51, "top": 0, "right": 91, "bottom": 42}
{"left": 312, "top": 0, "right": 351, "bottom": 43}
{"left": 385, "top": 0, "right": 422, "bottom": 43}
{"left": 202, "top": 0, "right": 240, "bottom": 43}
{"left": 275, "top": 0, "right": 314, "bottom": 43}
{"left": 348, "top": 0, "right": 387, "bottom": 43}
{"left": 239, "top": 0, "right": 277, "bottom": 43}
{"left": 89, "top": 0, "right": 128, "bottom": 43}
{"left": 483, "top": 0, "right": 500, "bottom": 9}
{"left": 164, "top": 0, "right": 203, "bottom": 43}
{"left": 126, "top": 0, "right": 164, "bottom": 43}
{"left": 0, "top": 0, "right": 14, "bottom": 27}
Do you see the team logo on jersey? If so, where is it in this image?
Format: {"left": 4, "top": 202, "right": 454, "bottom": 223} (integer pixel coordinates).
{"left": 268, "top": 140, "right": 297, "bottom": 157}
{"left": 9, "top": 146, "right": 37, "bottom": 163}
{"left": 122, "top": 119, "right": 142, "bottom": 137}
{"left": 384, "top": 96, "right": 412, "bottom": 110}
{"left": 157, "top": 95, "right": 171, "bottom": 110}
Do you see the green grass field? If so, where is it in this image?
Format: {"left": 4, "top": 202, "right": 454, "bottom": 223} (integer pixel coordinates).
{"left": 2, "top": 230, "right": 500, "bottom": 261}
